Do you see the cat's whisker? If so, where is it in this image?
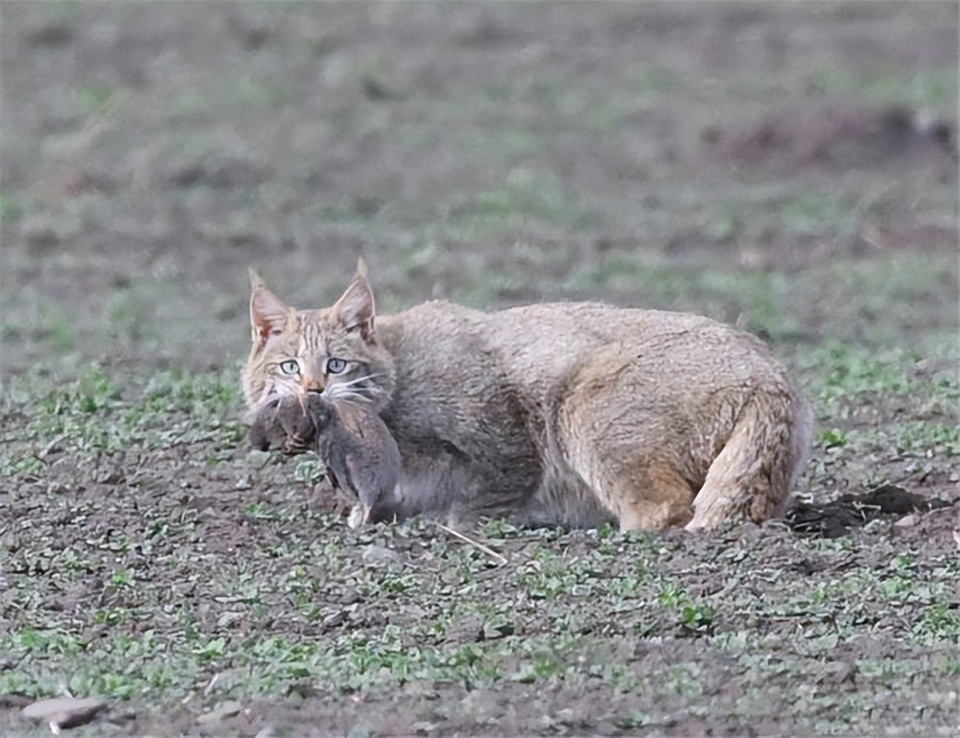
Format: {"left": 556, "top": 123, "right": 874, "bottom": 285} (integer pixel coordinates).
{"left": 328, "top": 389, "right": 374, "bottom": 403}
{"left": 325, "top": 373, "right": 386, "bottom": 403}
{"left": 338, "top": 373, "right": 384, "bottom": 389}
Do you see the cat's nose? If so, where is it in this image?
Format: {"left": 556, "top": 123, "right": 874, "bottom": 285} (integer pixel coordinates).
{"left": 302, "top": 373, "right": 325, "bottom": 393}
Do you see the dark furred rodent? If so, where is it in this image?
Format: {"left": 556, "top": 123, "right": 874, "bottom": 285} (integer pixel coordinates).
{"left": 250, "top": 393, "right": 401, "bottom": 526}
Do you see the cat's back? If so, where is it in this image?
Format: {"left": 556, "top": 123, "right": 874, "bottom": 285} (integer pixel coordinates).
{"left": 385, "top": 299, "right": 711, "bottom": 351}
{"left": 384, "top": 299, "right": 781, "bottom": 387}
{"left": 500, "top": 302, "right": 784, "bottom": 382}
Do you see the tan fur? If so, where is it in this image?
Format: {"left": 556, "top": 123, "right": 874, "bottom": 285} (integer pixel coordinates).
{"left": 242, "top": 262, "right": 813, "bottom": 531}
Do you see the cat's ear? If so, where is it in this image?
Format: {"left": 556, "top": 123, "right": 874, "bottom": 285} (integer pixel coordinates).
{"left": 332, "top": 259, "right": 375, "bottom": 340}
{"left": 249, "top": 269, "right": 292, "bottom": 343}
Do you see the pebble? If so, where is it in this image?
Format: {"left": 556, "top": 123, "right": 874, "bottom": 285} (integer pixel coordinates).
{"left": 22, "top": 697, "right": 106, "bottom": 731}
{"left": 196, "top": 700, "right": 242, "bottom": 725}
{"left": 361, "top": 544, "right": 399, "bottom": 564}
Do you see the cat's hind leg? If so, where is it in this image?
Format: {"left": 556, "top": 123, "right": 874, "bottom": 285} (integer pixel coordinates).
{"left": 553, "top": 355, "right": 698, "bottom": 531}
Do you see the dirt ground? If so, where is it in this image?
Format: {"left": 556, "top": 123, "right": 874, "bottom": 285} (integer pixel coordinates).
{"left": 1, "top": 2, "right": 958, "bottom": 736}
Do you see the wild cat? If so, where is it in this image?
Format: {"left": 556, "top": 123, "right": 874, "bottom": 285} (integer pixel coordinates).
{"left": 243, "top": 260, "right": 812, "bottom": 531}
{"left": 251, "top": 392, "right": 401, "bottom": 527}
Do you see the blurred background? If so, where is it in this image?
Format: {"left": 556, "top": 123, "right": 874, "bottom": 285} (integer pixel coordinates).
{"left": 1, "top": 2, "right": 956, "bottom": 379}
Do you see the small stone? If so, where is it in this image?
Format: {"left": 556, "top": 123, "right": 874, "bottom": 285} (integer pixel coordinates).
{"left": 482, "top": 621, "right": 515, "bottom": 640}
{"left": 22, "top": 696, "right": 106, "bottom": 730}
{"left": 196, "top": 700, "right": 242, "bottom": 725}
{"left": 444, "top": 615, "right": 484, "bottom": 645}
{"left": 361, "top": 544, "right": 398, "bottom": 564}
{"left": 346, "top": 725, "right": 378, "bottom": 738}
{"left": 246, "top": 450, "right": 272, "bottom": 469}
{"left": 216, "top": 610, "right": 245, "bottom": 627}
{"left": 893, "top": 514, "right": 917, "bottom": 528}
{"left": 818, "top": 661, "right": 858, "bottom": 686}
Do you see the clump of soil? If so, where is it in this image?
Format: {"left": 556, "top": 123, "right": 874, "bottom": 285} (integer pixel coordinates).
{"left": 701, "top": 104, "right": 955, "bottom": 173}
{"left": 786, "top": 484, "right": 954, "bottom": 538}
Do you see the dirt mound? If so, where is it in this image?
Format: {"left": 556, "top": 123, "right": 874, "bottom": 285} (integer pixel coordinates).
{"left": 701, "top": 104, "right": 955, "bottom": 174}
{"left": 786, "top": 484, "right": 955, "bottom": 538}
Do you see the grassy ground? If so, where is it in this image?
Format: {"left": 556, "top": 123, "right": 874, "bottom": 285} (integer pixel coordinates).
{"left": 1, "top": 3, "right": 957, "bottom": 736}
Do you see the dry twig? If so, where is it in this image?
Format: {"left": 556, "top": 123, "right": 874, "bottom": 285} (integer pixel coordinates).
{"left": 435, "top": 522, "right": 508, "bottom": 566}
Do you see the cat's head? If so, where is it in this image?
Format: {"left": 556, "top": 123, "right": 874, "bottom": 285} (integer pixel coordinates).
{"left": 241, "top": 260, "right": 396, "bottom": 414}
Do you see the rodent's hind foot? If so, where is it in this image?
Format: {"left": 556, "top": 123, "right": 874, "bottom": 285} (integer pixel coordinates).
{"left": 347, "top": 504, "right": 368, "bottom": 529}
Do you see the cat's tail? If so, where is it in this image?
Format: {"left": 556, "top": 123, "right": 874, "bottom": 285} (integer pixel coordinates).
{"left": 687, "top": 382, "right": 813, "bottom": 529}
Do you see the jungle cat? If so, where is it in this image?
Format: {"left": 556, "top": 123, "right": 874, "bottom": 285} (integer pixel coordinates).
{"left": 243, "top": 260, "right": 812, "bottom": 531}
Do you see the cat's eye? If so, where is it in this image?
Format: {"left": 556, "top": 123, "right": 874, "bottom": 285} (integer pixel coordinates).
{"left": 279, "top": 359, "right": 300, "bottom": 376}
{"left": 326, "top": 358, "right": 347, "bottom": 375}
